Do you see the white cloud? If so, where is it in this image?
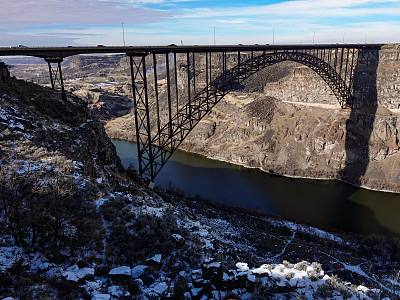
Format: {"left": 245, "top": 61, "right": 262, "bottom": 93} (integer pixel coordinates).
{"left": 217, "top": 19, "right": 247, "bottom": 24}
{"left": 101, "top": 0, "right": 199, "bottom": 5}
{"left": 0, "top": 0, "right": 175, "bottom": 25}
{"left": 180, "top": 0, "right": 400, "bottom": 18}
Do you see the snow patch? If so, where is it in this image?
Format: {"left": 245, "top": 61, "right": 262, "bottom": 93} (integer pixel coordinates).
{"left": 62, "top": 265, "right": 94, "bottom": 282}
{"left": 91, "top": 294, "right": 110, "bottom": 300}
{"left": 108, "top": 285, "right": 127, "bottom": 297}
{"left": 205, "top": 262, "right": 221, "bottom": 268}
{"left": 171, "top": 233, "right": 184, "bottom": 242}
{"left": 236, "top": 262, "right": 249, "bottom": 272}
{"left": 152, "top": 282, "right": 168, "bottom": 294}
{"left": 141, "top": 205, "right": 164, "bottom": 217}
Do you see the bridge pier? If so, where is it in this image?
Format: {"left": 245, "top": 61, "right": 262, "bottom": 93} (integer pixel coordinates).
{"left": 127, "top": 52, "right": 158, "bottom": 183}
{"left": 45, "top": 57, "right": 66, "bottom": 101}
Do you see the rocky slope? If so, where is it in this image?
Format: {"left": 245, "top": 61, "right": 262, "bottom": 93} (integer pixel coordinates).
{"left": 1, "top": 57, "right": 400, "bottom": 299}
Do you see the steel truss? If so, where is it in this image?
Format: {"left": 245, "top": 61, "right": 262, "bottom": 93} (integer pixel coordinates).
{"left": 45, "top": 57, "right": 66, "bottom": 100}
{"left": 129, "top": 47, "right": 362, "bottom": 183}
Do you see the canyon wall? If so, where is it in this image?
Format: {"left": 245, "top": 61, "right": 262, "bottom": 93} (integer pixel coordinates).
{"left": 0, "top": 62, "right": 9, "bottom": 80}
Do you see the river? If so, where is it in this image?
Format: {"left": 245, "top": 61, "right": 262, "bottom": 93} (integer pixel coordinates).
{"left": 112, "top": 139, "right": 400, "bottom": 237}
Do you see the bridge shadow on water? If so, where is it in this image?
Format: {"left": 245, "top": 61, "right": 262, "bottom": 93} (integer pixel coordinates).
{"left": 335, "top": 47, "right": 382, "bottom": 233}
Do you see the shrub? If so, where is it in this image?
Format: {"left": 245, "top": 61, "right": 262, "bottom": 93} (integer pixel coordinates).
{"left": 315, "top": 274, "right": 352, "bottom": 299}
{"left": 311, "top": 262, "right": 323, "bottom": 273}
{"left": 0, "top": 162, "right": 101, "bottom": 261}
{"left": 294, "top": 261, "right": 308, "bottom": 272}
{"left": 104, "top": 206, "right": 201, "bottom": 268}
{"left": 308, "top": 270, "right": 319, "bottom": 281}
{"left": 285, "top": 272, "right": 294, "bottom": 280}
{"left": 283, "top": 260, "right": 293, "bottom": 268}
{"left": 315, "top": 282, "right": 334, "bottom": 298}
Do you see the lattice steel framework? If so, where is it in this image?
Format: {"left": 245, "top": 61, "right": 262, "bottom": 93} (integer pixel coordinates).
{"left": 128, "top": 46, "right": 373, "bottom": 183}
{"left": 45, "top": 57, "right": 66, "bottom": 100}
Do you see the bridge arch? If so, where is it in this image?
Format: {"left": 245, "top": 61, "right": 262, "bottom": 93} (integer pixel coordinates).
{"left": 215, "top": 51, "right": 353, "bottom": 109}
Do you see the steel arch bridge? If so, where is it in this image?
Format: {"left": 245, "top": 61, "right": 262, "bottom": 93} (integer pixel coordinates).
{"left": 0, "top": 44, "right": 381, "bottom": 183}
{"left": 128, "top": 46, "right": 379, "bottom": 183}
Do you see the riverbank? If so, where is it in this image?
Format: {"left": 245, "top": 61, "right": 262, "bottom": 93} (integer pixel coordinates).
{"left": 112, "top": 139, "right": 400, "bottom": 237}
{"left": 106, "top": 97, "right": 400, "bottom": 195}
{"left": 197, "top": 148, "right": 400, "bottom": 195}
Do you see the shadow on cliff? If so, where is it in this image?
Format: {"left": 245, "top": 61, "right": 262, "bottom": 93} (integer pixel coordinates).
{"left": 327, "top": 47, "right": 395, "bottom": 236}
{"left": 328, "top": 47, "right": 387, "bottom": 235}
{"left": 338, "top": 47, "right": 381, "bottom": 186}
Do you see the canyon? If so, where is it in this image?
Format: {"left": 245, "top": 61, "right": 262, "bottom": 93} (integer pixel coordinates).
{"left": 4, "top": 44, "right": 400, "bottom": 192}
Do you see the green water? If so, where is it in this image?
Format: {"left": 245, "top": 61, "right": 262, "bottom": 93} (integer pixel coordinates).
{"left": 113, "top": 139, "right": 400, "bottom": 237}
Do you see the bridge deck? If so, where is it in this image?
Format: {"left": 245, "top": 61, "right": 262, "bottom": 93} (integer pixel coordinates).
{"left": 0, "top": 44, "right": 384, "bottom": 58}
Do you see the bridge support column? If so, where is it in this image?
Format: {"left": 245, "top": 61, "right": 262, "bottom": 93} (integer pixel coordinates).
{"left": 45, "top": 57, "right": 66, "bottom": 101}
{"left": 127, "top": 52, "right": 157, "bottom": 184}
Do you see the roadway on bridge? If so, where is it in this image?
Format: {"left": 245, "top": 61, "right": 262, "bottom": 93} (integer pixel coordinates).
{"left": 0, "top": 44, "right": 383, "bottom": 59}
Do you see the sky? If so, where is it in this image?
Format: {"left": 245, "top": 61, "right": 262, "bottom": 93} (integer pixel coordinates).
{"left": 0, "top": 0, "right": 399, "bottom": 46}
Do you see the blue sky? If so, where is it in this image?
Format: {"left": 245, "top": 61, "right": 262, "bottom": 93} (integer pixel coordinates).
{"left": 0, "top": 0, "right": 399, "bottom": 46}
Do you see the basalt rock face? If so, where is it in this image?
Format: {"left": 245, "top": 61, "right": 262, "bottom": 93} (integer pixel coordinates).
{"left": 178, "top": 96, "right": 400, "bottom": 192}
{"left": 264, "top": 45, "right": 400, "bottom": 108}
{"left": 0, "top": 62, "right": 10, "bottom": 80}
{"left": 65, "top": 54, "right": 128, "bottom": 76}
{"left": 376, "top": 44, "right": 400, "bottom": 109}
{"left": 263, "top": 62, "right": 338, "bottom": 105}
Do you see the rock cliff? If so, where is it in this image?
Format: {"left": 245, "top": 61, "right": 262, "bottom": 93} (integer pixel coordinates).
{"left": 177, "top": 95, "right": 400, "bottom": 192}
{"left": 0, "top": 62, "right": 9, "bottom": 80}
